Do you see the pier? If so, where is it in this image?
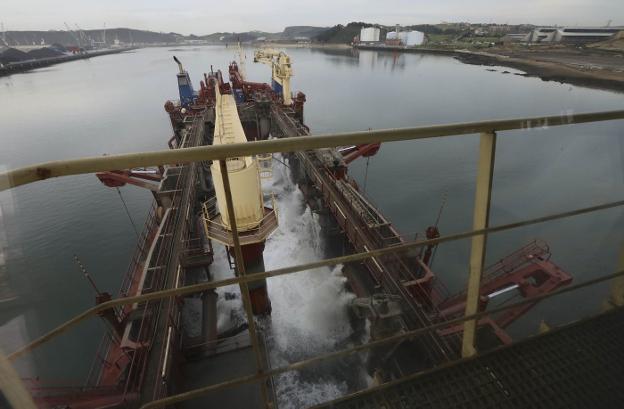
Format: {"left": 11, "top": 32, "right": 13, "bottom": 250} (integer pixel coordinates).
{"left": 0, "top": 48, "right": 135, "bottom": 77}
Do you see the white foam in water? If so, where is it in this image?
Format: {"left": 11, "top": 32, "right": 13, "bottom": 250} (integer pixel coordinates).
{"left": 185, "top": 155, "right": 358, "bottom": 407}
{"left": 262, "top": 156, "right": 356, "bottom": 408}
{"left": 273, "top": 370, "right": 349, "bottom": 409}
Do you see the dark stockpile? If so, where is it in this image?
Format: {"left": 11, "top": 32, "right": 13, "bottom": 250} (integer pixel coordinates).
{"left": 0, "top": 47, "right": 29, "bottom": 65}
{"left": 0, "top": 46, "right": 65, "bottom": 65}
{"left": 26, "top": 47, "right": 64, "bottom": 59}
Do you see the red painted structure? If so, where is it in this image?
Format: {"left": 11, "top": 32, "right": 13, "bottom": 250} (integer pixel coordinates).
{"left": 340, "top": 143, "right": 382, "bottom": 164}
{"left": 435, "top": 240, "right": 572, "bottom": 343}
{"left": 271, "top": 106, "right": 574, "bottom": 351}
{"left": 96, "top": 169, "right": 162, "bottom": 191}
{"left": 25, "top": 56, "right": 576, "bottom": 408}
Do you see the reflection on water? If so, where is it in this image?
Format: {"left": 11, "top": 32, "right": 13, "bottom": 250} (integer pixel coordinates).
{"left": 310, "top": 47, "right": 411, "bottom": 71}
{"left": 0, "top": 45, "right": 623, "bottom": 387}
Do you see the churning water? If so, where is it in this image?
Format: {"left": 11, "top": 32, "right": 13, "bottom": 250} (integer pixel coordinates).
{"left": 194, "top": 157, "right": 361, "bottom": 407}
{"left": 262, "top": 158, "right": 359, "bottom": 408}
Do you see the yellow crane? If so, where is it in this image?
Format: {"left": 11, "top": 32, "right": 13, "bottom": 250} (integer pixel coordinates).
{"left": 202, "top": 79, "right": 278, "bottom": 315}
{"left": 253, "top": 49, "right": 293, "bottom": 105}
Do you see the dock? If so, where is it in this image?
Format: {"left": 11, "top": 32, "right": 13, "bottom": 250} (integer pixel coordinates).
{"left": 0, "top": 48, "right": 136, "bottom": 77}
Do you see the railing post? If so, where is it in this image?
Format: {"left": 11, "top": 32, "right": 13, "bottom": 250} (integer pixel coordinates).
{"left": 218, "top": 160, "right": 271, "bottom": 408}
{"left": 607, "top": 246, "right": 624, "bottom": 308}
{"left": 0, "top": 349, "right": 37, "bottom": 409}
{"left": 462, "top": 131, "right": 497, "bottom": 358}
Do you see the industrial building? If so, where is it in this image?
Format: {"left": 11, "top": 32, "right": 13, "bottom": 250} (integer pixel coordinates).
{"left": 385, "top": 30, "right": 425, "bottom": 47}
{"left": 553, "top": 27, "right": 623, "bottom": 43}
{"left": 359, "top": 27, "right": 381, "bottom": 43}
{"left": 522, "top": 26, "right": 623, "bottom": 44}
{"left": 526, "top": 28, "right": 557, "bottom": 43}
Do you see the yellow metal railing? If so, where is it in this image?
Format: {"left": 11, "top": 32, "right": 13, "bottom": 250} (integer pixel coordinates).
{"left": 2, "top": 109, "right": 624, "bottom": 408}
{"left": 2, "top": 110, "right": 624, "bottom": 192}
{"left": 201, "top": 194, "right": 278, "bottom": 246}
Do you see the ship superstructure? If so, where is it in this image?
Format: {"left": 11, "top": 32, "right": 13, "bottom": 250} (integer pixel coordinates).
{"left": 3, "top": 49, "right": 624, "bottom": 409}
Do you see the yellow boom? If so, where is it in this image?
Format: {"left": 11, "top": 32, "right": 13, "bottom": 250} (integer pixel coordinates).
{"left": 253, "top": 49, "right": 293, "bottom": 105}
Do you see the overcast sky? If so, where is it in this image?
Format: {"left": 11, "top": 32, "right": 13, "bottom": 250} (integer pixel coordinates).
{"left": 3, "top": 0, "right": 622, "bottom": 34}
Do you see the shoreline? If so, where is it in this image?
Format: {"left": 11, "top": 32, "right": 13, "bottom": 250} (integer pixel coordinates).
{"left": 0, "top": 47, "right": 137, "bottom": 77}
{"left": 355, "top": 44, "right": 624, "bottom": 93}
{"left": 4, "top": 41, "right": 623, "bottom": 93}
{"left": 454, "top": 51, "right": 624, "bottom": 93}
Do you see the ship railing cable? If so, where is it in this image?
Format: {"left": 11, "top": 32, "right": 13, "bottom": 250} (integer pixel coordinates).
{"left": 125, "top": 206, "right": 178, "bottom": 396}
{"left": 147, "top": 114, "right": 204, "bottom": 401}
{"left": 119, "top": 114, "right": 204, "bottom": 400}
{"left": 146, "top": 124, "right": 193, "bottom": 398}
{"left": 119, "top": 202, "right": 159, "bottom": 297}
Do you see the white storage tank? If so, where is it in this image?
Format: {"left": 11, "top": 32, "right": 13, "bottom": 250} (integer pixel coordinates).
{"left": 404, "top": 31, "right": 425, "bottom": 46}
{"left": 385, "top": 30, "right": 425, "bottom": 46}
{"left": 386, "top": 31, "right": 399, "bottom": 41}
{"left": 360, "top": 27, "right": 381, "bottom": 42}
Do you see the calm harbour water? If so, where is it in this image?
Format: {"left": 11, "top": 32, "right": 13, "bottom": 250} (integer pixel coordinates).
{"left": 0, "top": 45, "right": 623, "bottom": 389}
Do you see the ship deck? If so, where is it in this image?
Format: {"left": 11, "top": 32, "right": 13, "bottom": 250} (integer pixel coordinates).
{"left": 180, "top": 334, "right": 263, "bottom": 409}
{"left": 315, "top": 306, "right": 624, "bottom": 409}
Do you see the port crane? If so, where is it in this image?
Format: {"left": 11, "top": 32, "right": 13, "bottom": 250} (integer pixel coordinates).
{"left": 253, "top": 49, "right": 293, "bottom": 105}
{"left": 75, "top": 24, "right": 94, "bottom": 48}
{"left": 64, "top": 22, "right": 82, "bottom": 49}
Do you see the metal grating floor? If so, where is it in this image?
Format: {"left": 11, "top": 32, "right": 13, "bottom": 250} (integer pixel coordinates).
{"left": 316, "top": 307, "right": 624, "bottom": 409}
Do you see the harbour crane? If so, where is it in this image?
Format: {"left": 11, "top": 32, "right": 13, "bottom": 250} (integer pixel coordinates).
{"left": 75, "top": 24, "right": 93, "bottom": 48}
{"left": 253, "top": 49, "right": 293, "bottom": 105}
{"left": 64, "top": 22, "right": 81, "bottom": 49}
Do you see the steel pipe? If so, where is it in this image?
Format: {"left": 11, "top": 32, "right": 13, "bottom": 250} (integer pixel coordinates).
{"left": 463, "top": 131, "right": 496, "bottom": 357}
{"left": 1, "top": 110, "right": 623, "bottom": 192}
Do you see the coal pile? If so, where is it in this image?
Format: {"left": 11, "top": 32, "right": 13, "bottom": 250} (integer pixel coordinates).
{"left": 0, "top": 46, "right": 65, "bottom": 65}
{"left": 27, "top": 47, "right": 64, "bottom": 59}
{"left": 0, "top": 47, "right": 29, "bottom": 65}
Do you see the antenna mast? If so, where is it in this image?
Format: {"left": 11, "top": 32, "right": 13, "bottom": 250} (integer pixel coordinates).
{"left": 73, "top": 254, "right": 102, "bottom": 295}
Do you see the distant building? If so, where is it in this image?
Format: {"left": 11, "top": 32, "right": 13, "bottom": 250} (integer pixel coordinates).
{"left": 385, "top": 30, "right": 425, "bottom": 47}
{"left": 526, "top": 28, "right": 557, "bottom": 43}
{"left": 525, "top": 26, "right": 623, "bottom": 44}
{"left": 488, "top": 24, "right": 513, "bottom": 34}
{"left": 360, "top": 27, "right": 381, "bottom": 43}
{"left": 502, "top": 33, "right": 530, "bottom": 43}
{"left": 553, "top": 27, "right": 623, "bottom": 43}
